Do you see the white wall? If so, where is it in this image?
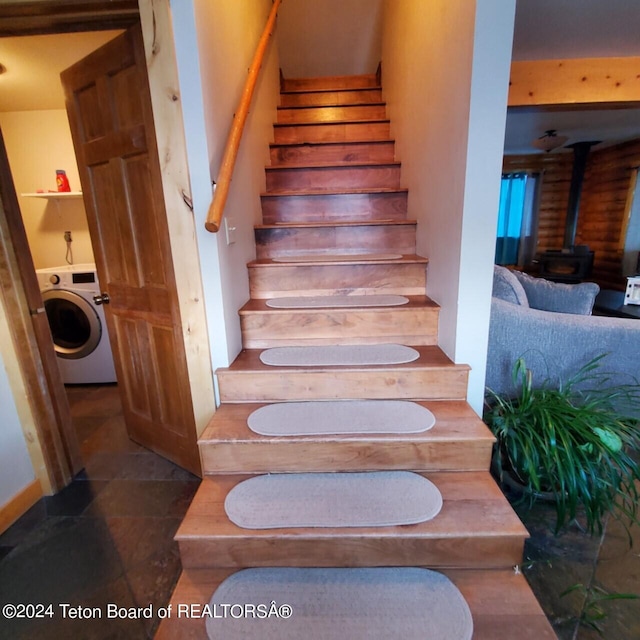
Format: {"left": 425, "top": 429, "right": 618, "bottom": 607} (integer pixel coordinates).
{"left": 0, "top": 302, "right": 37, "bottom": 510}
{"left": 171, "top": 0, "right": 281, "bottom": 368}
{"left": 457, "top": 0, "right": 516, "bottom": 411}
{"left": 382, "top": 0, "right": 515, "bottom": 413}
{"left": 0, "top": 111, "right": 95, "bottom": 269}
{"left": 278, "top": 0, "right": 384, "bottom": 78}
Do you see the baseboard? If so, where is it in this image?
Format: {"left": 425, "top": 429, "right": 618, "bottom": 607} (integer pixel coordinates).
{"left": 0, "top": 479, "right": 42, "bottom": 535}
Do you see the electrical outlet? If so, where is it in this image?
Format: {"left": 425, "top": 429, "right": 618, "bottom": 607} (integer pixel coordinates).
{"left": 64, "top": 230, "right": 72, "bottom": 242}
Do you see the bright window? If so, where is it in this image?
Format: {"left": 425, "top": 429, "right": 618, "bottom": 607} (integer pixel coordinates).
{"left": 495, "top": 172, "right": 540, "bottom": 267}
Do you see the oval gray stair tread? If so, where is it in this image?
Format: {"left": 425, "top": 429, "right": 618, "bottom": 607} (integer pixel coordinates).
{"left": 259, "top": 344, "right": 420, "bottom": 366}
{"left": 224, "top": 471, "right": 443, "bottom": 529}
{"left": 247, "top": 400, "right": 436, "bottom": 436}
{"left": 272, "top": 252, "right": 402, "bottom": 262}
{"left": 206, "top": 567, "right": 472, "bottom": 640}
{"left": 265, "top": 294, "right": 409, "bottom": 309}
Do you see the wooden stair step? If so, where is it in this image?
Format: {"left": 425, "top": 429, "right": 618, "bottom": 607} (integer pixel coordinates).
{"left": 256, "top": 219, "right": 414, "bottom": 228}
{"left": 175, "top": 471, "right": 528, "bottom": 569}
{"left": 270, "top": 140, "right": 396, "bottom": 165}
{"left": 248, "top": 254, "right": 428, "bottom": 298}
{"left": 281, "top": 74, "right": 379, "bottom": 92}
{"left": 266, "top": 159, "right": 400, "bottom": 170}
{"left": 265, "top": 161, "right": 401, "bottom": 192}
{"left": 274, "top": 120, "right": 390, "bottom": 144}
{"left": 279, "top": 87, "right": 383, "bottom": 107}
{"left": 262, "top": 186, "right": 407, "bottom": 196}
{"left": 254, "top": 220, "right": 416, "bottom": 259}
{"left": 276, "top": 104, "right": 387, "bottom": 124}
{"left": 238, "top": 295, "right": 437, "bottom": 348}
{"left": 217, "top": 345, "right": 469, "bottom": 402}
{"left": 199, "top": 400, "right": 494, "bottom": 474}
{"left": 157, "top": 567, "right": 556, "bottom": 640}
{"left": 261, "top": 188, "right": 408, "bottom": 223}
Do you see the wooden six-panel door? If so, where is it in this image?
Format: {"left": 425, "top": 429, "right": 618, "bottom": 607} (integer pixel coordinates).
{"left": 61, "top": 24, "right": 201, "bottom": 475}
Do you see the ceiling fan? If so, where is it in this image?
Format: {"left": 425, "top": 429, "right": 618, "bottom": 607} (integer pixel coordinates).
{"left": 532, "top": 129, "right": 568, "bottom": 152}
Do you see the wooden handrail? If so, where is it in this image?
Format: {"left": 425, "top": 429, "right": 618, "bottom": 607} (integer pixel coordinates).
{"left": 205, "top": 0, "right": 282, "bottom": 233}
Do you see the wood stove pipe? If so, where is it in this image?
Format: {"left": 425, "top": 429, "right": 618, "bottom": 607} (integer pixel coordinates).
{"left": 563, "top": 140, "right": 600, "bottom": 249}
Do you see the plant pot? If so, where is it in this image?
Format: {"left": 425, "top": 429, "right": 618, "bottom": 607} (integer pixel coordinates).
{"left": 491, "top": 449, "right": 557, "bottom": 502}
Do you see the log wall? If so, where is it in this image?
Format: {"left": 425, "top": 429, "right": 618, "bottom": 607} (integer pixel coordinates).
{"left": 577, "top": 139, "right": 640, "bottom": 290}
{"left": 504, "top": 138, "right": 640, "bottom": 290}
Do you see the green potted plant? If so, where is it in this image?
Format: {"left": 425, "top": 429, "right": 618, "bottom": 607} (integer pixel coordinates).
{"left": 484, "top": 356, "right": 640, "bottom": 535}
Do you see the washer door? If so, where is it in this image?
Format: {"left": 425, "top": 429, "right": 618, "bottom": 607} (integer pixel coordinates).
{"left": 42, "top": 290, "right": 102, "bottom": 360}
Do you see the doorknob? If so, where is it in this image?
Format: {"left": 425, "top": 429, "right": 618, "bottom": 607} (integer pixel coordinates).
{"left": 93, "top": 292, "right": 110, "bottom": 305}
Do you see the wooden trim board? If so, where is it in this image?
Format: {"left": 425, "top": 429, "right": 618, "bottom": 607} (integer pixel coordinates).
{"left": 138, "top": 0, "right": 216, "bottom": 438}
{"left": 509, "top": 57, "right": 640, "bottom": 108}
{"left": 0, "top": 480, "right": 42, "bottom": 535}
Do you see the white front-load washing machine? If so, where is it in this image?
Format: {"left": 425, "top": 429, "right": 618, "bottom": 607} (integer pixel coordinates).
{"left": 36, "top": 263, "right": 117, "bottom": 384}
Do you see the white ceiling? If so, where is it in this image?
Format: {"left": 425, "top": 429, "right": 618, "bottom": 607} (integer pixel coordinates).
{"left": 0, "top": 2, "right": 638, "bottom": 152}
{"left": 278, "top": 0, "right": 384, "bottom": 78}
{"left": 505, "top": 107, "right": 640, "bottom": 155}
{"left": 512, "top": 0, "right": 640, "bottom": 60}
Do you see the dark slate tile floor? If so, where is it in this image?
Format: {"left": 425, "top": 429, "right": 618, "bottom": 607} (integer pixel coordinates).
{"left": 511, "top": 488, "right": 640, "bottom": 640}
{"left": 2, "top": 384, "right": 639, "bottom": 639}
{"left": 0, "top": 384, "right": 199, "bottom": 640}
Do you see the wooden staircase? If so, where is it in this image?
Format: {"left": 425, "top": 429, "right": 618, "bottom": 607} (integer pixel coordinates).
{"left": 157, "top": 74, "right": 556, "bottom": 639}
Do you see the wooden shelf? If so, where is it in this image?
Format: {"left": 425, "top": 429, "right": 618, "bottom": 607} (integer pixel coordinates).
{"left": 21, "top": 192, "right": 83, "bottom": 200}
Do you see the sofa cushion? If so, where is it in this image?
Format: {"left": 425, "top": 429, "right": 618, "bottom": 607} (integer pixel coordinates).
{"left": 492, "top": 266, "right": 529, "bottom": 307}
{"left": 512, "top": 270, "right": 600, "bottom": 315}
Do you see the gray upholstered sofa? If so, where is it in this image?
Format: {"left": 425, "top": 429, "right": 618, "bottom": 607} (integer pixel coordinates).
{"left": 486, "top": 265, "right": 640, "bottom": 399}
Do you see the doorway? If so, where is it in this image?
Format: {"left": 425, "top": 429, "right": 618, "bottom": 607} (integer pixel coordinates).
{"left": 1, "top": 30, "right": 129, "bottom": 479}
{"left": 0, "top": 3, "right": 215, "bottom": 499}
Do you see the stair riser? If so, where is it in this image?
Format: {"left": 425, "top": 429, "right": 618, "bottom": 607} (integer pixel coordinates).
{"left": 261, "top": 190, "right": 408, "bottom": 224}
{"left": 270, "top": 141, "right": 395, "bottom": 166}
{"left": 280, "top": 89, "right": 383, "bottom": 107}
{"left": 217, "top": 368, "right": 469, "bottom": 402}
{"left": 179, "top": 535, "right": 524, "bottom": 570}
{"left": 266, "top": 165, "right": 401, "bottom": 192}
{"left": 274, "top": 121, "right": 390, "bottom": 144}
{"left": 240, "top": 307, "right": 438, "bottom": 348}
{"left": 248, "top": 262, "right": 427, "bottom": 298}
{"left": 282, "top": 74, "right": 378, "bottom": 92}
{"left": 277, "top": 105, "right": 386, "bottom": 124}
{"left": 201, "top": 440, "right": 493, "bottom": 474}
{"left": 254, "top": 224, "right": 415, "bottom": 259}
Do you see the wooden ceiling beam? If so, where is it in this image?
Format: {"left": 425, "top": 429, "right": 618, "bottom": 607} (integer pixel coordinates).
{"left": 509, "top": 57, "right": 640, "bottom": 108}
